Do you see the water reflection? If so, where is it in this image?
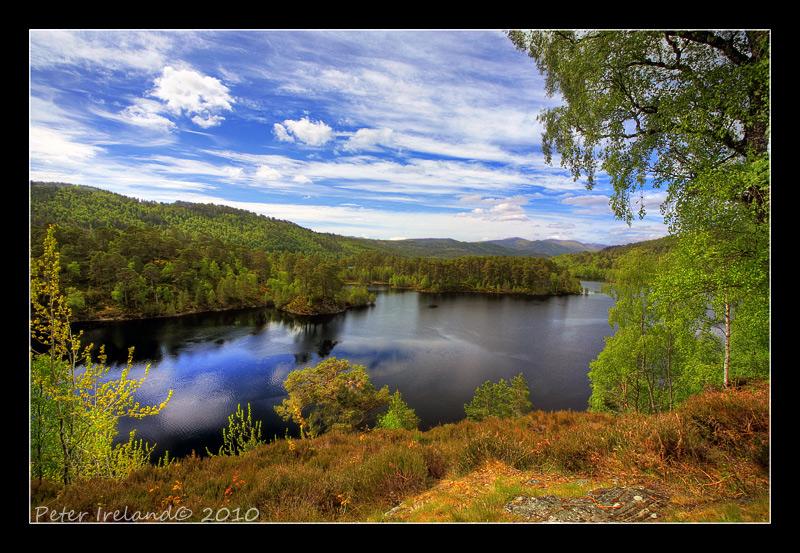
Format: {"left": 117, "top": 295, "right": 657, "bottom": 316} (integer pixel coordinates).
{"left": 76, "top": 283, "right": 614, "bottom": 458}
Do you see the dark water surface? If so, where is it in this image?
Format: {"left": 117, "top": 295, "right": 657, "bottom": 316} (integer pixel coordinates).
{"left": 77, "top": 281, "right": 614, "bottom": 458}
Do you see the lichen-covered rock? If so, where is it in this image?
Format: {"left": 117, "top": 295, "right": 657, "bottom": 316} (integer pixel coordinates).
{"left": 504, "top": 486, "right": 669, "bottom": 522}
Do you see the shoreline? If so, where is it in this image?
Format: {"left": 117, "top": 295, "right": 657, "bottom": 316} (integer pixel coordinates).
{"left": 70, "top": 286, "right": 584, "bottom": 324}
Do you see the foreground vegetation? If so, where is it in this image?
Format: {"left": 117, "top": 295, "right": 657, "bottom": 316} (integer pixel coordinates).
{"left": 30, "top": 379, "right": 769, "bottom": 523}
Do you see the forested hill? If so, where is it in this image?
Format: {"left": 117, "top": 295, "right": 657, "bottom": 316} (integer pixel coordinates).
{"left": 29, "top": 182, "right": 584, "bottom": 320}
{"left": 550, "top": 236, "right": 677, "bottom": 281}
{"left": 30, "top": 181, "right": 384, "bottom": 257}
{"left": 30, "top": 182, "right": 606, "bottom": 260}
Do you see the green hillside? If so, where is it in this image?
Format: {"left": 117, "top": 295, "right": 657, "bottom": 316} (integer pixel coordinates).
{"left": 30, "top": 181, "right": 384, "bottom": 257}
{"left": 29, "top": 182, "right": 584, "bottom": 321}
{"left": 486, "top": 237, "right": 605, "bottom": 257}
{"left": 31, "top": 182, "right": 611, "bottom": 261}
{"left": 551, "top": 236, "right": 677, "bottom": 281}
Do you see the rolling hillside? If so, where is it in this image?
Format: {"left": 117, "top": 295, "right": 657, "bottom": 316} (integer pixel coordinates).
{"left": 362, "top": 237, "right": 607, "bottom": 259}
{"left": 30, "top": 182, "right": 607, "bottom": 259}
{"left": 485, "top": 237, "right": 606, "bottom": 257}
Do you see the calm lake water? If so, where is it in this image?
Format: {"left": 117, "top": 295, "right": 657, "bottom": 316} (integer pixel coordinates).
{"left": 77, "top": 281, "right": 614, "bottom": 459}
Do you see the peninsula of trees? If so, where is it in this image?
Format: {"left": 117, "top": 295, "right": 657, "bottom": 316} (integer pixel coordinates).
{"left": 30, "top": 182, "right": 583, "bottom": 320}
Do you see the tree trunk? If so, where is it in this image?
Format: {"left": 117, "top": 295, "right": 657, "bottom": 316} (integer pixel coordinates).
{"left": 723, "top": 295, "right": 731, "bottom": 389}
{"left": 666, "top": 332, "right": 674, "bottom": 410}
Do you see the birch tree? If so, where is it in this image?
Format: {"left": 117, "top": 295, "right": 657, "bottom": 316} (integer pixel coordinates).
{"left": 30, "top": 226, "right": 172, "bottom": 484}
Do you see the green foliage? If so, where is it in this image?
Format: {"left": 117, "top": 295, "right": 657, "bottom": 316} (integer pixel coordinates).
{"left": 207, "top": 403, "right": 264, "bottom": 457}
{"left": 346, "top": 285, "right": 376, "bottom": 307}
{"left": 588, "top": 226, "right": 769, "bottom": 414}
{"left": 30, "top": 226, "right": 172, "bottom": 485}
{"left": 30, "top": 182, "right": 585, "bottom": 321}
{"left": 507, "top": 30, "right": 769, "bottom": 408}
{"left": 661, "top": 163, "right": 770, "bottom": 387}
{"left": 105, "top": 430, "right": 158, "bottom": 479}
{"left": 376, "top": 391, "right": 420, "bottom": 431}
{"left": 589, "top": 249, "right": 705, "bottom": 414}
{"left": 506, "top": 30, "right": 770, "bottom": 227}
{"left": 464, "top": 373, "right": 533, "bottom": 422}
{"left": 275, "top": 358, "right": 391, "bottom": 437}
{"left": 30, "top": 344, "right": 170, "bottom": 483}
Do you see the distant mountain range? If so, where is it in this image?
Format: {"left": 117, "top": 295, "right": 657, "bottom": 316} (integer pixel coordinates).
{"left": 485, "top": 237, "right": 608, "bottom": 256}
{"left": 364, "top": 236, "right": 607, "bottom": 259}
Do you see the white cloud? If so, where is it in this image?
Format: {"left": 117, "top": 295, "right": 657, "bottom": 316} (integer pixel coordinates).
{"left": 192, "top": 114, "right": 226, "bottom": 128}
{"left": 30, "top": 30, "right": 172, "bottom": 73}
{"left": 456, "top": 195, "right": 530, "bottom": 222}
{"left": 562, "top": 194, "right": 611, "bottom": 208}
{"left": 272, "top": 123, "right": 294, "bottom": 142}
{"left": 147, "top": 65, "right": 234, "bottom": 128}
{"left": 223, "top": 166, "right": 243, "bottom": 180}
{"left": 29, "top": 126, "right": 104, "bottom": 164}
{"left": 393, "top": 133, "right": 521, "bottom": 164}
{"left": 255, "top": 165, "right": 281, "bottom": 180}
{"left": 341, "top": 127, "right": 394, "bottom": 152}
{"left": 561, "top": 194, "right": 613, "bottom": 215}
{"left": 274, "top": 117, "right": 333, "bottom": 146}
{"left": 120, "top": 98, "right": 177, "bottom": 132}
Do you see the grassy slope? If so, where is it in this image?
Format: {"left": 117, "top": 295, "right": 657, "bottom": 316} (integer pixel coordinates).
{"left": 30, "top": 380, "right": 769, "bottom": 523}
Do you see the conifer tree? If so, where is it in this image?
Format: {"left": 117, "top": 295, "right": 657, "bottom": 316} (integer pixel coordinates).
{"left": 464, "top": 373, "right": 533, "bottom": 422}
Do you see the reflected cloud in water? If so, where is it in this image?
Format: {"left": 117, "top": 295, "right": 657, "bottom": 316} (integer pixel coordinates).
{"left": 80, "top": 284, "right": 614, "bottom": 458}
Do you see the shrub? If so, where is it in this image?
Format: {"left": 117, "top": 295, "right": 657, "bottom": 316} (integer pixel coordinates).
{"left": 678, "top": 382, "right": 770, "bottom": 471}
{"left": 207, "top": 403, "right": 263, "bottom": 457}
{"left": 353, "top": 446, "right": 429, "bottom": 502}
{"left": 377, "top": 391, "right": 421, "bottom": 430}
{"left": 275, "top": 358, "right": 391, "bottom": 437}
{"left": 456, "top": 419, "right": 542, "bottom": 473}
{"left": 464, "top": 373, "right": 533, "bottom": 422}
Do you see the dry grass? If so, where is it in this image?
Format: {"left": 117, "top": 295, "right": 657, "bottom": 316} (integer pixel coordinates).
{"left": 30, "top": 380, "right": 770, "bottom": 523}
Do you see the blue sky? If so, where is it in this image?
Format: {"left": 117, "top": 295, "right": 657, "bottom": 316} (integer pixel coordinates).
{"left": 29, "top": 29, "right": 670, "bottom": 246}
